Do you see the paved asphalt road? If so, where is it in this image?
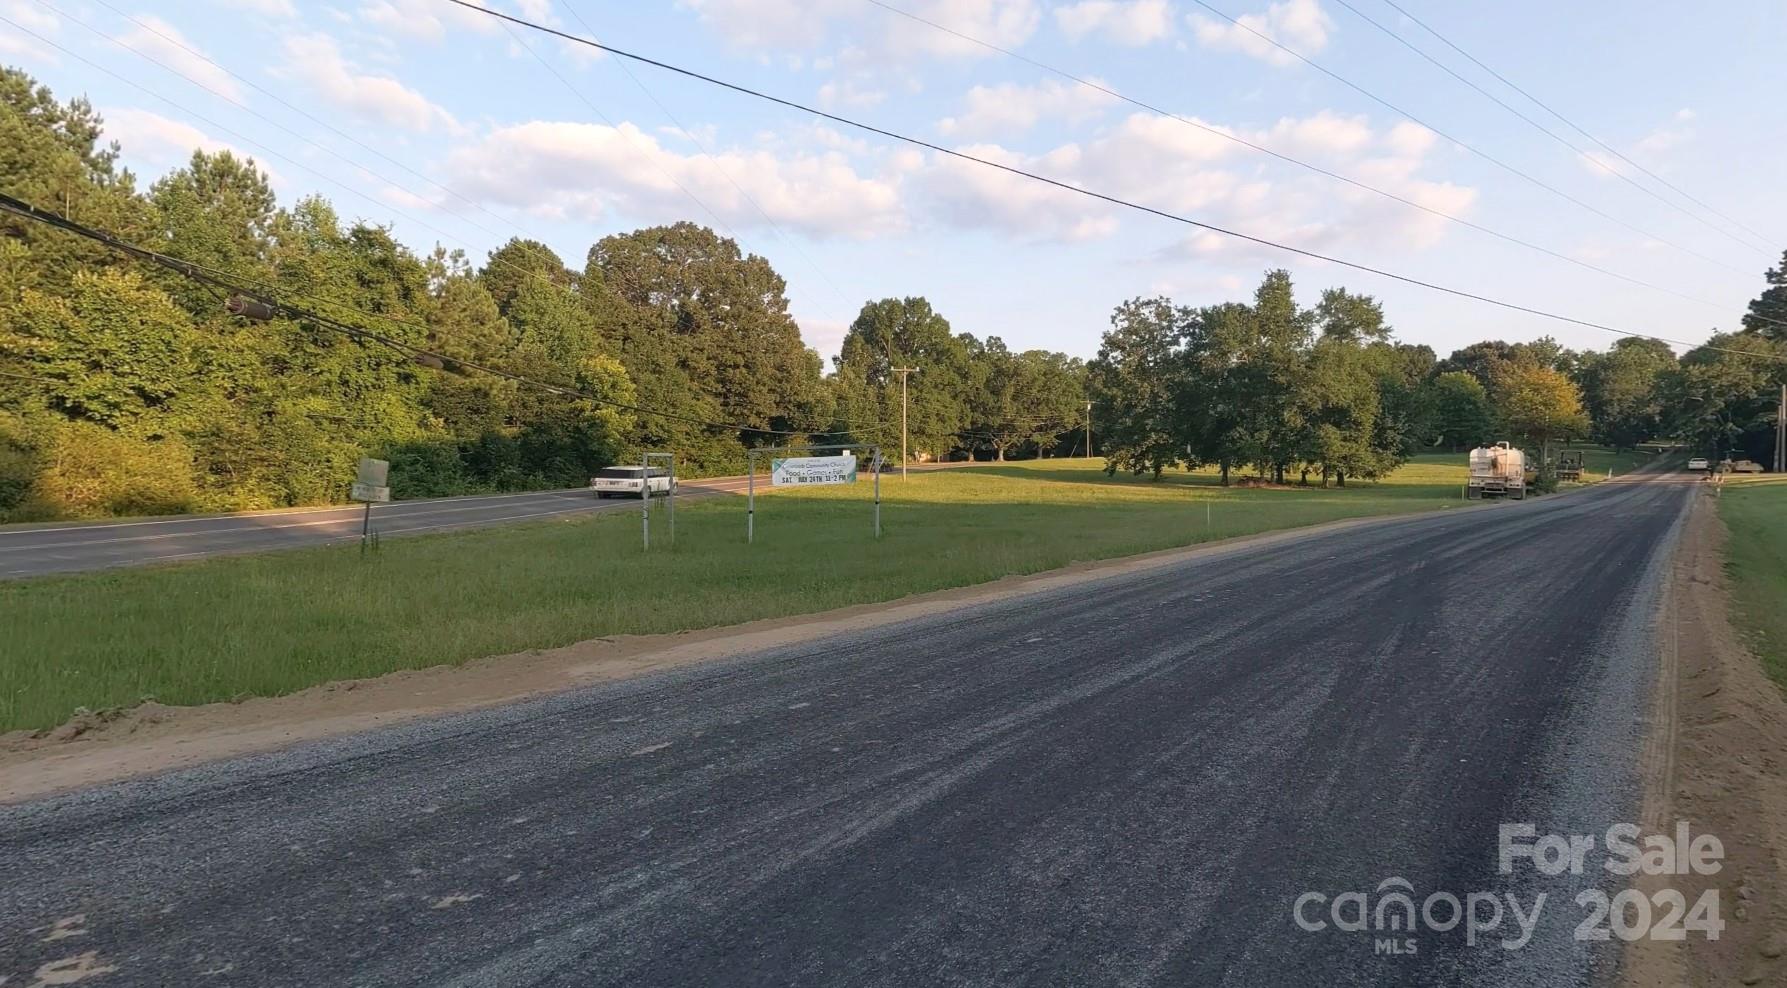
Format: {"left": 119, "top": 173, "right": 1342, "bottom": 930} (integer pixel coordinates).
{"left": 1, "top": 472, "right": 1693, "bottom": 986}
{"left": 0, "top": 476, "right": 755, "bottom": 579}
{"left": 0, "top": 463, "right": 975, "bottom": 579}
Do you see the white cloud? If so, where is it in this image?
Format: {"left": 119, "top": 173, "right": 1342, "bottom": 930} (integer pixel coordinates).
{"left": 214, "top": 0, "right": 296, "bottom": 16}
{"left": 101, "top": 107, "right": 282, "bottom": 185}
{"left": 681, "top": 0, "right": 1040, "bottom": 58}
{"left": 919, "top": 107, "right": 1474, "bottom": 255}
{"left": 0, "top": 0, "right": 60, "bottom": 62}
{"left": 797, "top": 316, "right": 850, "bottom": 360}
{"left": 443, "top": 120, "right": 906, "bottom": 238}
{"left": 1577, "top": 149, "right": 1626, "bottom": 178}
{"left": 1635, "top": 109, "right": 1695, "bottom": 155}
{"left": 920, "top": 142, "right": 1121, "bottom": 242}
{"left": 938, "top": 78, "right": 1118, "bottom": 138}
{"left": 818, "top": 76, "right": 888, "bottom": 109}
{"left": 1384, "top": 120, "right": 1437, "bottom": 158}
{"left": 1055, "top": 0, "right": 1175, "bottom": 45}
{"left": 356, "top": 0, "right": 504, "bottom": 42}
{"left": 1251, "top": 110, "right": 1371, "bottom": 157}
{"left": 882, "top": 0, "right": 1042, "bottom": 57}
{"left": 120, "top": 16, "right": 244, "bottom": 103}
{"left": 276, "top": 33, "right": 462, "bottom": 133}
{"left": 677, "top": 0, "right": 856, "bottom": 49}
{"left": 1190, "top": 0, "right": 1332, "bottom": 66}
{"left": 1576, "top": 108, "right": 1694, "bottom": 181}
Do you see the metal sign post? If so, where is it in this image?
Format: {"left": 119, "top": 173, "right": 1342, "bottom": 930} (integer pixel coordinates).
{"left": 643, "top": 452, "right": 675, "bottom": 549}
{"left": 745, "top": 444, "right": 879, "bottom": 545}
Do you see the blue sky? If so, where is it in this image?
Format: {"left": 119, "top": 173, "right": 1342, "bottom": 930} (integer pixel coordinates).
{"left": 3, "top": 0, "right": 1783, "bottom": 362}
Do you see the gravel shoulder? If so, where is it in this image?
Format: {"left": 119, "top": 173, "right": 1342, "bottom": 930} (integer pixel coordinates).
{"left": 1624, "top": 485, "right": 1787, "bottom": 987}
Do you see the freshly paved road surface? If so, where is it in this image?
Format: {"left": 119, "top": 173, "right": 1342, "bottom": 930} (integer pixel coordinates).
{"left": 0, "top": 472, "right": 1693, "bottom": 986}
{"left": 0, "top": 476, "right": 755, "bottom": 579}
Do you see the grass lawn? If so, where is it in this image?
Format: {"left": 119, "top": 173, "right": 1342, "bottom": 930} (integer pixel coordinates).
{"left": 1573, "top": 445, "right": 1659, "bottom": 481}
{"left": 1717, "top": 476, "right": 1787, "bottom": 690}
{"left": 0, "top": 456, "right": 1486, "bottom": 732}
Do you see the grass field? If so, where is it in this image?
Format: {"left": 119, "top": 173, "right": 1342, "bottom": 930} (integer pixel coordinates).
{"left": 2, "top": 456, "right": 1500, "bottom": 732}
{"left": 1, "top": 447, "right": 1652, "bottom": 732}
{"left": 1574, "top": 445, "right": 1658, "bottom": 480}
{"left": 1717, "top": 476, "right": 1787, "bottom": 690}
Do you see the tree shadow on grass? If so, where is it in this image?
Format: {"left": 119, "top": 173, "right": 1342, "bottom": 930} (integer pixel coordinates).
{"left": 966, "top": 464, "right": 1227, "bottom": 489}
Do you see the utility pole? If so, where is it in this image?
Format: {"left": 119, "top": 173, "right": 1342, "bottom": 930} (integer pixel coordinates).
{"left": 1776, "top": 383, "right": 1785, "bottom": 474}
{"left": 1085, "top": 401, "right": 1093, "bottom": 460}
{"left": 893, "top": 367, "right": 917, "bottom": 480}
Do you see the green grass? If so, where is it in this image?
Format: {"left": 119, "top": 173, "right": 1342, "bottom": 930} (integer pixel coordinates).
{"left": 1717, "top": 476, "right": 1787, "bottom": 689}
{"left": 1572, "top": 445, "right": 1658, "bottom": 481}
{"left": 2, "top": 456, "right": 1484, "bottom": 732}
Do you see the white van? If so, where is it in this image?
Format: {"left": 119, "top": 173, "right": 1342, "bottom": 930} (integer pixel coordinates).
{"left": 591, "top": 466, "right": 673, "bottom": 498}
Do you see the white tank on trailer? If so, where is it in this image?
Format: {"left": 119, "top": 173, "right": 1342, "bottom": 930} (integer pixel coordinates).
{"left": 1467, "top": 442, "right": 1526, "bottom": 500}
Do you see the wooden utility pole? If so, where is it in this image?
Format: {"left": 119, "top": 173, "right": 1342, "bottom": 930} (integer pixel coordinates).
{"left": 893, "top": 367, "right": 917, "bottom": 479}
{"left": 1776, "top": 383, "right": 1785, "bottom": 474}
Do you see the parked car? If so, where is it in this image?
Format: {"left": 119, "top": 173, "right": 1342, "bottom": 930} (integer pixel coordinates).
{"left": 1687, "top": 457, "right": 1709, "bottom": 471}
{"left": 1730, "top": 459, "right": 1766, "bottom": 473}
{"left": 591, "top": 466, "right": 674, "bottom": 498}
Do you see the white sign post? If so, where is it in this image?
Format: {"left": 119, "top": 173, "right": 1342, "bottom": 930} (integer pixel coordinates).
{"left": 746, "top": 445, "right": 880, "bottom": 545}
{"left": 642, "top": 451, "right": 675, "bottom": 550}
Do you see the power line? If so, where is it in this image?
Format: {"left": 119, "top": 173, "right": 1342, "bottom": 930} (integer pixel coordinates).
{"left": 1183, "top": 0, "right": 1750, "bottom": 276}
{"left": 555, "top": 0, "right": 863, "bottom": 327}
{"left": 445, "top": 0, "right": 1787, "bottom": 360}
{"left": 859, "top": 0, "right": 1776, "bottom": 328}
{"left": 20, "top": 4, "right": 891, "bottom": 435}
{"left": 74, "top": 0, "right": 581, "bottom": 278}
{"left": 0, "top": 191, "right": 885, "bottom": 437}
{"left": 1327, "top": 0, "right": 1772, "bottom": 255}
{"left": 1376, "top": 0, "right": 1779, "bottom": 251}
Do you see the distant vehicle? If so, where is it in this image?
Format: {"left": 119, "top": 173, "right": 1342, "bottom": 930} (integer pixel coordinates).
{"left": 1556, "top": 450, "right": 1584, "bottom": 482}
{"left": 1687, "top": 457, "right": 1710, "bottom": 471}
{"left": 591, "top": 466, "right": 673, "bottom": 499}
{"left": 1468, "top": 442, "right": 1526, "bottom": 500}
{"left": 1730, "top": 459, "right": 1765, "bottom": 474}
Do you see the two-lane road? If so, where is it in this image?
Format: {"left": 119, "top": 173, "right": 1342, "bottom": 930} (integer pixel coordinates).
{"left": 0, "top": 462, "right": 978, "bottom": 579}
{"left": 0, "top": 476, "right": 755, "bottom": 579}
{"left": 0, "top": 473, "right": 1694, "bottom": 985}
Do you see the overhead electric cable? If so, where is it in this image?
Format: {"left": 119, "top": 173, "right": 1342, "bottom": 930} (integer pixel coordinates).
{"left": 1182, "top": 0, "right": 1748, "bottom": 276}
{"left": 554, "top": 0, "right": 863, "bottom": 325}
{"left": 1376, "top": 0, "right": 1778, "bottom": 250}
{"left": 1327, "top": 0, "right": 1772, "bottom": 254}
{"left": 859, "top": 0, "right": 1775, "bottom": 325}
{"left": 443, "top": 0, "right": 1787, "bottom": 357}
{"left": 0, "top": 191, "right": 889, "bottom": 435}
{"left": 19, "top": 5, "right": 891, "bottom": 434}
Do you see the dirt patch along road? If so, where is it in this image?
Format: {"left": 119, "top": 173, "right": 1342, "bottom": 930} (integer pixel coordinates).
{"left": 1624, "top": 486, "right": 1787, "bottom": 987}
{"left": 0, "top": 472, "right": 1695, "bottom": 986}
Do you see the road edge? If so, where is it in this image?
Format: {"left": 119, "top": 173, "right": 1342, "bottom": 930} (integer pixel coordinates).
{"left": 1623, "top": 485, "right": 1787, "bottom": 986}
{"left": 0, "top": 491, "right": 1511, "bottom": 804}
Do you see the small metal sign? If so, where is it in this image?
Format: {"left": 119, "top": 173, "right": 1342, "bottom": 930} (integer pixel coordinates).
{"left": 355, "top": 458, "right": 389, "bottom": 487}
{"left": 350, "top": 482, "right": 391, "bottom": 503}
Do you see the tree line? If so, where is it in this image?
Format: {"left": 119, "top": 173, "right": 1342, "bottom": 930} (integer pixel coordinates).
{"left": 4, "top": 65, "right": 1784, "bottom": 520}
{"left": 1091, "top": 258, "right": 1787, "bottom": 486}
{"left": 0, "top": 67, "right": 1087, "bottom": 520}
